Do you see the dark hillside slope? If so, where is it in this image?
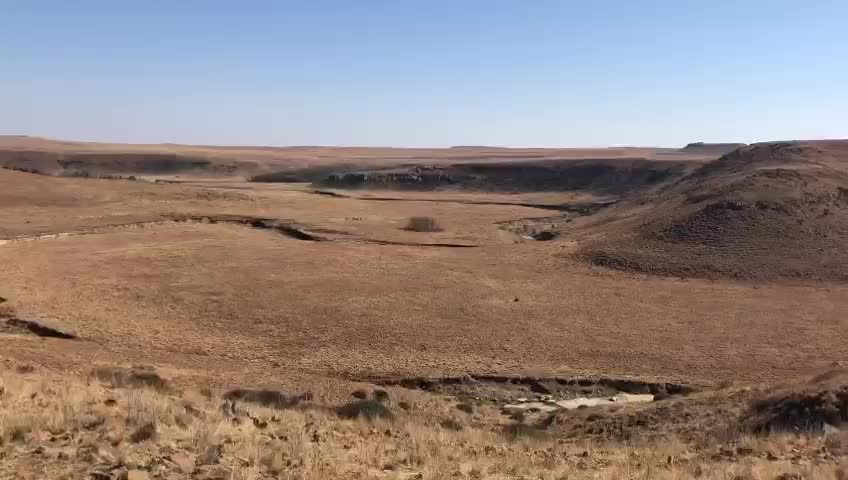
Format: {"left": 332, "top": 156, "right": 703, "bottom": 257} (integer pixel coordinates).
{"left": 680, "top": 142, "right": 747, "bottom": 156}
{"left": 579, "top": 141, "right": 848, "bottom": 280}
{"left": 309, "top": 158, "right": 700, "bottom": 195}
{"left": 0, "top": 150, "right": 251, "bottom": 176}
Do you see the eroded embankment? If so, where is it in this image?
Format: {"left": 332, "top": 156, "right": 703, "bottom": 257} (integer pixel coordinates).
{"left": 0, "top": 215, "right": 323, "bottom": 244}
{"left": 310, "top": 190, "right": 618, "bottom": 214}
{"left": 0, "top": 314, "right": 77, "bottom": 339}
{"left": 373, "top": 374, "right": 694, "bottom": 398}
{"left": 363, "top": 374, "right": 697, "bottom": 416}
{"left": 0, "top": 214, "right": 479, "bottom": 248}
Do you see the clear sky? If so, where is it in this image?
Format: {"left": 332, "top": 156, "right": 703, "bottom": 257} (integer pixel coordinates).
{"left": 1, "top": 1, "right": 846, "bottom": 147}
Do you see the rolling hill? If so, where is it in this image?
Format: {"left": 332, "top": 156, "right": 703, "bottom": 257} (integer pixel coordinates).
{"left": 579, "top": 140, "right": 848, "bottom": 280}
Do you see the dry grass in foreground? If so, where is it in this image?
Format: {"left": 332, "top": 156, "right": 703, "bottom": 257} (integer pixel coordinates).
{"left": 0, "top": 365, "right": 846, "bottom": 480}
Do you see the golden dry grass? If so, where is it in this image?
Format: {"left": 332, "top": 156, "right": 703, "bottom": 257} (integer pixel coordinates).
{"left": 1, "top": 367, "right": 845, "bottom": 480}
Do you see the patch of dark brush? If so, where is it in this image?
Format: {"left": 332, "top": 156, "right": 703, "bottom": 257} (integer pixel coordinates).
{"left": 223, "top": 388, "right": 313, "bottom": 409}
{"left": 2, "top": 317, "right": 76, "bottom": 339}
{"left": 336, "top": 400, "right": 393, "bottom": 421}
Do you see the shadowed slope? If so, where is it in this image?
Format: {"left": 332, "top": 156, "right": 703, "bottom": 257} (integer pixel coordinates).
{"left": 579, "top": 141, "right": 848, "bottom": 280}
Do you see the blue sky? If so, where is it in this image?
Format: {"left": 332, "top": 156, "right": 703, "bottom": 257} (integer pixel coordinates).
{"left": 1, "top": 1, "right": 846, "bottom": 147}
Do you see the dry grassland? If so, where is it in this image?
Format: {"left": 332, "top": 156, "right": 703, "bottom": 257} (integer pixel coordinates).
{"left": 1, "top": 367, "right": 845, "bottom": 480}
{"left": 1, "top": 141, "right": 846, "bottom": 479}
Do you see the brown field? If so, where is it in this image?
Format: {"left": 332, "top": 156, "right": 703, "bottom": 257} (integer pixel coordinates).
{"left": 1, "top": 138, "right": 846, "bottom": 479}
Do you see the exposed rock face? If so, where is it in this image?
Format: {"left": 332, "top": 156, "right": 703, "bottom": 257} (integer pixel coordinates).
{"left": 502, "top": 393, "right": 655, "bottom": 414}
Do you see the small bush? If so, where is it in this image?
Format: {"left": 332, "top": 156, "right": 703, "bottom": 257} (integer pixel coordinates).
{"left": 336, "top": 400, "right": 393, "bottom": 421}
{"left": 8, "top": 424, "right": 30, "bottom": 442}
{"left": 653, "top": 391, "right": 671, "bottom": 401}
{"left": 440, "top": 418, "right": 464, "bottom": 431}
{"left": 223, "top": 388, "right": 309, "bottom": 409}
{"left": 372, "top": 389, "right": 390, "bottom": 403}
{"left": 403, "top": 217, "right": 441, "bottom": 232}
{"left": 502, "top": 422, "right": 546, "bottom": 442}
{"left": 456, "top": 403, "right": 474, "bottom": 414}
{"left": 129, "top": 421, "right": 156, "bottom": 443}
{"left": 509, "top": 411, "right": 526, "bottom": 423}
{"left": 747, "top": 388, "right": 848, "bottom": 433}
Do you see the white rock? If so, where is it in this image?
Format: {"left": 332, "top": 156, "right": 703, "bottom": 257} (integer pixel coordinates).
{"left": 555, "top": 393, "right": 653, "bottom": 410}
{"left": 503, "top": 402, "right": 559, "bottom": 413}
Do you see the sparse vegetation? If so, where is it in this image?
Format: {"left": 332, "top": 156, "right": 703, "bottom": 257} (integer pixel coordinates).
{"left": 61, "top": 170, "right": 144, "bottom": 181}
{"left": 92, "top": 367, "right": 168, "bottom": 391}
{"left": 0, "top": 165, "right": 44, "bottom": 175}
{"left": 336, "top": 399, "right": 394, "bottom": 421}
{"left": 404, "top": 216, "right": 441, "bottom": 232}
{"left": 373, "top": 389, "right": 390, "bottom": 403}
{"left": 129, "top": 421, "right": 157, "bottom": 443}
{"left": 2, "top": 367, "right": 844, "bottom": 480}
{"left": 248, "top": 171, "right": 301, "bottom": 183}
{"left": 439, "top": 417, "right": 464, "bottom": 431}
